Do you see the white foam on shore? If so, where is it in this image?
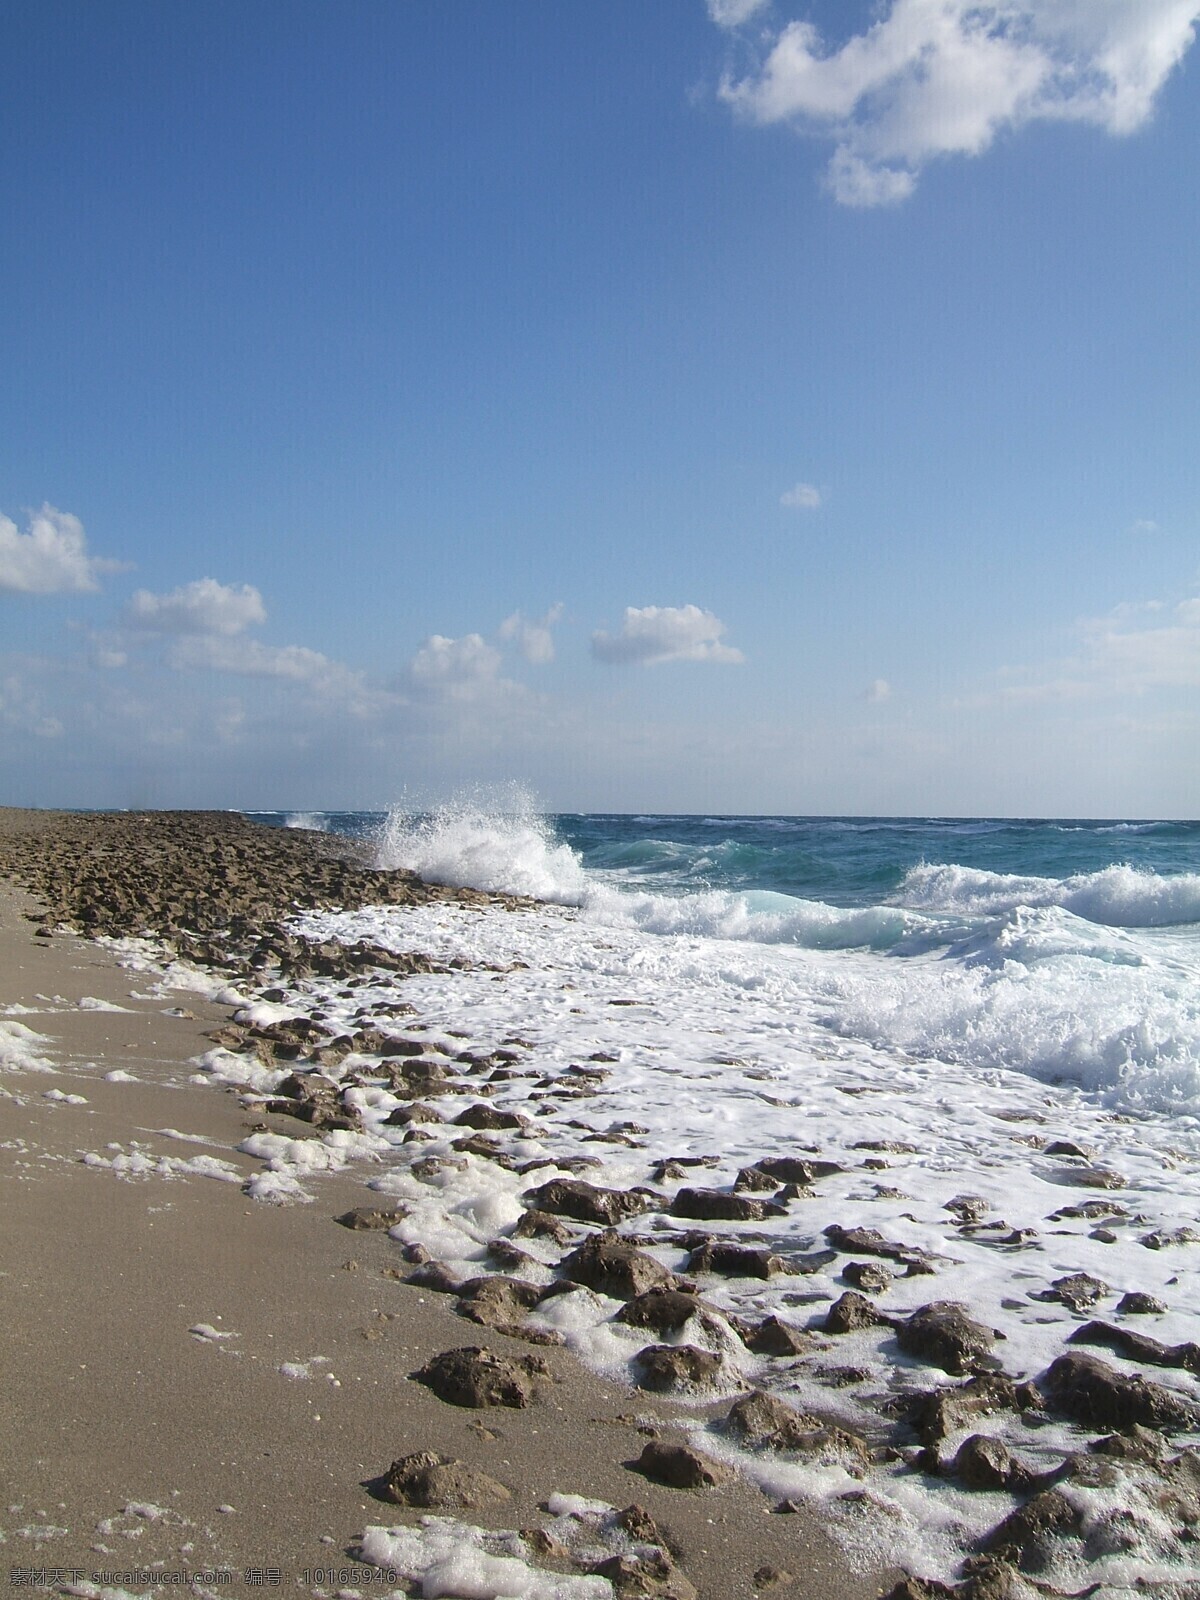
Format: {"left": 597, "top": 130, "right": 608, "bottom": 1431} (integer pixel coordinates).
{"left": 0, "top": 1019, "right": 57, "bottom": 1073}
{"left": 360, "top": 1517, "right": 613, "bottom": 1598}
{"left": 81, "top": 1144, "right": 242, "bottom": 1184}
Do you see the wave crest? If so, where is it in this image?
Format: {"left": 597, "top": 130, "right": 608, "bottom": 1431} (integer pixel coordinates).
{"left": 896, "top": 860, "right": 1200, "bottom": 928}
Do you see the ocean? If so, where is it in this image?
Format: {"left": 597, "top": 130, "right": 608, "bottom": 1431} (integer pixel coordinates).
{"left": 229, "top": 803, "right": 1200, "bottom": 1591}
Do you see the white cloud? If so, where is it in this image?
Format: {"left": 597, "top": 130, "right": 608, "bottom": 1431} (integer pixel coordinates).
{"left": 865, "top": 677, "right": 893, "bottom": 702}
{"left": 499, "top": 603, "right": 564, "bottom": 664}
{"left": 169, "top": 632, "right": 373, "bottom": 703}
{"left": 125, "top": 577, "right": 267, "bottom": 636}
{"left": 708, "top": 0, "right": 770, "bottom": 26}
{"left": 408, "top": 632, "right": 512, "bottom": 702}
{"left": 780, "top": 481, "right": 822, "bottom": 510}
{"left": 591, "top": 604, "right": 745, "bottom": 666}
{"left": 716, "top": 1, "right": 1200, "bottom": 204}
{"left": 0, "top": 505, "right": 121, "bottom": 595}
{"left": 1130, "top": 517, "right": 1160, "bottom": 535}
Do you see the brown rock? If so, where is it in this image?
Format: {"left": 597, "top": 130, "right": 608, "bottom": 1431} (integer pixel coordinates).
{"left": 455, "top": 1275, "right": 544, "bottom": 1329}
{"left": 725, "top": 1390, "right": 821, "bottom": 1449}
{"left": 669, "top": 1187, "right": 786, "bottom": 1222}
{"left": 1066, "top": 1319, "right": 1200, "bottom": 1375}
{"left": 896, "top": 1302, "right": 1002, "bottom": 1375}
{"left": 1040, "top": 1272, "right": 1108, "bottom": 1312}
{"left": 843, "top": 1260, "right": 893, "bottom": 1294}
{"left": 1117, "top": 1291, "right": 1167, "bottom": 1315}
{"left": 616, "top": 1288, "right": 705, "bottom": 1334}
{"left": 984, "top": 1489, "right": 1082, "bottom": 1567}
{"left": 907, "top": 1375, "right": 1029, "bottom": 1447}
{"left": 524, "top": 1177, "right": 654, "bottom": 1226}
{"left": 562, "top": 1229, "right": 674, "bottom": 1299}
{"left": 630, "top": 1440, "right": 731, "bottom": 1489}
{"left": 824, "top": 1290, "right": 893, "bottom": 1334}
{"left": 513, "top": 1208, "right": 573, "bottom": 1246}
{"left": 411, "top": 1345, "right": 546, "bottom": 1409}
{"left": 686, "top": 1240, "right": 795, "bottom": 1280}
{"left": 633, "top": 1344, "right": 727, "bottom": 1395}
{"left": 951, "top": 1434, "right": 1037, "bottom": 1493}
{"left": 745, "top": 1315, "right": 813, "bottom": 1357}
{"left": 334, "top": 1205, "right": 409, "bottom": 1231}
{"left": 381, "top": 1450, "right": 511, "bottom": 1509}
{"left": 1044, "top": 1350, "right": 1200, "bottom": 1432}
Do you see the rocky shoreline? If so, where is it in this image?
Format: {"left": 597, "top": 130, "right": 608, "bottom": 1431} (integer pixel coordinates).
{"left": 5, "top": 810, "right": 1200, "bottom": 1599}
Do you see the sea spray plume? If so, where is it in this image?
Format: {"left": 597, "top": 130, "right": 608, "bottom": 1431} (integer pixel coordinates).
{"left": 375, "top": 787, "right": 588, "bottom": 903}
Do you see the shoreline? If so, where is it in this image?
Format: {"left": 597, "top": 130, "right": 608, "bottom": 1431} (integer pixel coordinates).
{"left": 0, "top": 809, "right": 885, "bottom": 1600}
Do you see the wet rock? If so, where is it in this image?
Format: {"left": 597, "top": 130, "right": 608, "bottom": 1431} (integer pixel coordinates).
{"left": 524, "top": 1177, "right": 654, "bottom": 1226}
{"left": 381, "top": 1450, "right": 511, "bottom": 1509}
{"left": 562, "top": 1229, "right": 674, "bottom": 1299}
{"left": 1140, "top": 1226, "right": 1198, "bottom": 1249}
{"left": 843, "top": 1261, "right": 893, "bottom": 1294}
{"left": 1088, "top": 1423, "right": 1166, "bottom": 1465}
{"left": 1117, "top": 1290, "right": 1167, "bottom": 1315}
{"left": 513, "top": 1209, "right": 573, "bottom": 1246}
{"left": 1044, "top": 1350, "right": 1200, "bottom": 1431}
{"left": 630, "top": 1440, "right": 731, "bottom": 1489}
{"left": 668, "top": 1187, "right": 787, "bottom": 1222}
{"left": 1038, "top": 1272, "right": 1109, "bottom": 1312}
{"left": 588, "top": 1552, "right": 698, "bottom": 1599}
{"left": 632, "top": 1343, "right": 727, "bottom": 1395}
{"left": 335, "top": 1205, "right": 409, "bottom": 1231}
{"left": 943, "top": 1195, "right": 990, "bottom": 1224}
{"left": 650, "top": 1154, "right": 720, "bottom": 1183}
{"left": 411, "top": 1345, "right": 547, "bottom": 1409}
{"left": 907, "top": 1375, "right": 1030, "bottom": 1448}
{"left": 984, "top": 1489, "right": 1082, "bottom": 1570}
{"left": 382, "top": 1101, "right": 445, "bottom": 1125}
{"left": 455, "top": 1275, "right": 544, "bottom": 1330}
{"left": 405, "top": 1261, "right": 463, "bottom": 1294}
{"left": 896, "top": 1302, "right": 1002, "bottom": 1376}
{"left": 824, "top": 1223, "right": 932, "bottom": 1272}
{"left": 824, "top": 1290, "right": 894, "bottom": 1334}
{"left": 1057, "top": 1165, "right": 1126, "bottom": 1190}
{"left": 756, "top": 1154, "right": 844, "bottom": 1183}
{"left": 453, "top": 1102, "right": 531, "bottom": 1132}
{"left": 1066, "top": 1319, "right": 1200, "bottom": 1375}
{"left": 616, "top": 1287, "right": 705, "bottom": 1334}
{"left": 951, "top": 1435, "right": 1038, "bottom": 1493}
{"left": 725, "top": 1391, "right": 821, "bottom": 1450}
{"left": 745, "top": 1315, "right": 814, "bottom": 1357}
{"left": 851, "top": 1140, "right": 917, "bottom": 1155}
{"left": 1043, "top": 1139, "right": 1097, "bottom": 1160}
{"left": 686, "top": 1240, "right": 795, "bottom": 1280}
{"left": 451, "top": 1133, "right": 519, "bottom": 1166}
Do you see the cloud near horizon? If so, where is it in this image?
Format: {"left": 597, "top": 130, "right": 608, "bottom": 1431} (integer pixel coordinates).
{"left": 591, "top": 604, "right": 745, "bottom": 666}
{"left": 499, "top": 603, "right": 564, "bottom": 664}
{"left": 0, "top": 505, "right": 124, "bottom": 595}
{"left": 714, "top": 1, "right": 1200, "bottom": 205}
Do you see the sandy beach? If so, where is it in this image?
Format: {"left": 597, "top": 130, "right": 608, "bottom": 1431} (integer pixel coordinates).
{"left": 0, "top": 809, "right": 889, "bottom": 1600}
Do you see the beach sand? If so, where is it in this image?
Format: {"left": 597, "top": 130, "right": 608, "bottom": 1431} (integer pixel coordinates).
{"left": 0, "top": 810, "right": 891, "bottom": 1600}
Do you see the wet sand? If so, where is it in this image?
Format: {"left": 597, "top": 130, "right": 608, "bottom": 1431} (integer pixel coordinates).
{"left": 0, "top": 810, "right": 891, "bottom": 1599}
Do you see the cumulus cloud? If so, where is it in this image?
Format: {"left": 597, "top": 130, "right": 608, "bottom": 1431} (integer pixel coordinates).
{"left": 125, "top": 577, "right": 267, "bottom": 636}
{"left": 408, "top": 632, "right": 513, "bottom": 702}
{"left": 865, "top": 677, "right": 893, "bottom": 702}
{"left": 0, "top": 505, "right": 122, "bottom": 594}
{"left": 591, "top": 604, "right": 745, "bottom": 666}
{"left": 780, "top": 481, "right": 822, "bottom": 510}
{"left": 715, "top": 1, "right": 1200, "bottom": 204}
{"left": 499, "top": 603, "right": 564, "bottom": 664}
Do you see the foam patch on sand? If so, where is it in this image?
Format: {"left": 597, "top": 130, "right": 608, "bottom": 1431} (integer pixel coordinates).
{"left": 81, "top": 1143, "right": 242, "bottom": 1184}
{"left": 360, "top": 1517, "right": 612, "bottom": 1598}
{"left": 0, "top": 1020, "right": 57, "bottom": 1073}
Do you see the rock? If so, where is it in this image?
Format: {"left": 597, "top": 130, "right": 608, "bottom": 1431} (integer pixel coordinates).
{"left": 335, "top": 1205, "right": 409, "bottom": 1231}
{"left": 734, "top": 1165, "right": 780, "bottom": 1192}
{"left": 725, "top": 1391, "right": 821, "bottom": 1450}
{"left": 1066, "top": 1319, "right": 1200, "bottom": 1375}
{"left": 1043, "top": 1139, "right": 1097, "bottom": 1159}
{"left": 381, "top": 1450, "right": 511, "bottom": 1509}
{"left": 943, "top": 1195, "right": 990, "bottom": 1223}
{"left": 1039, "top": 1272, "right": 1108, "bottom": 1312}
{"left": 843, "top": 1261, "right": 893, "bottom": 1294}
{"left": 632, "top": 1344, "right": 727, "bottom": 1395}
{"left": 984, "top": 1489, "right": 1082, "bottom": 1568}
{"left": 686, "top": 1240, "right": 795, "bottom": 1280}
{"left": 907, "top": 1375, "right": 1029, "bottom": 1447}
{"left": 1043, "top": 1350, "right": 1200, "bottom": 1432}
{"left": 746, "top": 1315, "right": 814, "bottom": 1357}
{"left": 851, "top": 1140, "right": 917, "bottom": 1155}
{"left": 824, "top": 1223, "right": 931, "bottom": 1271}
{"left": 1058, "top": 1165, "right": 1126, "bottom": 1190}
{"left": 896, "top": 1302, "right": 1002, "bottom": 1375}
{"left": 524, "top": 1177, "right": 654, "bottom": 1226}
{"left": 562, "top": 1229, "right": 674, "bottom": 1299}
{"left": 382, "top": 1102, "right": 444, "bottom": 1126}
{"left": 1117, "top": 1291, "right": 1167, "bottom": 1315}
{"left": 630, "top": 1441, "right": 731, "bottom": 1489}
{"left": 650, "top": 1155, "right": 720, "bottom": 1182}
{"left": 756, "top": 1154, "right": 843, "bottom": 1183}
{"left": 455, "top": 1275, "right": 544, "bottom": 1330}
{"left": 880, "top": 1582, "right": 957, "bottom": 1600}
{"left": 752, "top": 1566, "right": 793, "bottom": 1590}
{"left": 1140, "top": 1226, "right": 1198, "bottom": 1249}
{"left": 588, "top": 1553, "right": 698, "bottom": 1599}
{"left": 405, "top": 1261, "right": 463, "bottom": 1294}
{"left": 668, "top": 1187, "right": 786, "bottom": 1222}
{"left": 951, "top": 1435, "right": 1037, "bottom": 1492}
{"left": 411, "top": 1346, "right": 547, "bottom": 1409}
{"left": 824, "top": 1290, "right": 893, "bottom": 1334}
{"left": 513, "top": 1209, "right": 573, "bottom": 1246}
{"left": 453, "top": 1102, "right": 531, "bottom": 1132}
{"left": 616, "top": 1288, "right": 705, "bottom": 1334}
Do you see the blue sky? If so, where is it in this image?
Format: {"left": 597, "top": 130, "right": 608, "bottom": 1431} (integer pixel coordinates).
{"left": 3, "top": 0, "right": 1199, "bottom": 815}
